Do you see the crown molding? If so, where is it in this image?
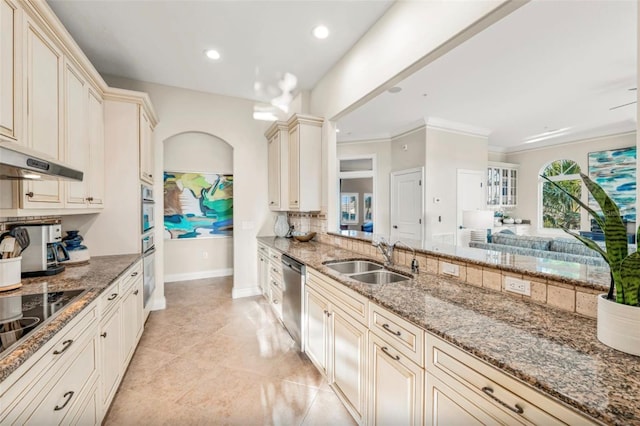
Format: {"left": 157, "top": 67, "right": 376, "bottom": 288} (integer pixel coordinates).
{"left": 425, "top": 117, "right": 492, "bottom": 138}
{"left": 102, "top": 87, "right": 159, "bottom": 125}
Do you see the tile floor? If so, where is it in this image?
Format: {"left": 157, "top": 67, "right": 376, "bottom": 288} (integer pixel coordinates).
{"left": 104, "top": 277, "right": 356, "bottom": 425}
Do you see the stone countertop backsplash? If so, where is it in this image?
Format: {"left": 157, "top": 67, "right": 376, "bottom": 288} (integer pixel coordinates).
{"left": 0, "top": 254, "right": 141, "bottom": 383}
{"left": 258, "top": 236, "right": 640, "bottom": 426}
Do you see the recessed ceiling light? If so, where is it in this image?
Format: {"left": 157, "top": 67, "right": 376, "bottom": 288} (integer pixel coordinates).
{"left": 387, "top": 86, "right": 402, "bottom": 94}
{"left": 205, "top": 49, "right": 221, "bottom": 60}
{"left": 312, "top": 25, "right": 329, "bottom": 39}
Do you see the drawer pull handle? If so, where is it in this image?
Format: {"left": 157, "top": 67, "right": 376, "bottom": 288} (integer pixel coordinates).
{"left": 131, "top": 272, "right": 138, "bottom": 277}
{"left": 381, "top": 346, "right": 400, "bottom": 361}
{"left": 273, "top": 299, "right": 278, "bottom": 304}
{"left": 382, "top": 323, "right": 401, "bottom": 336}
{"left": 54, "top": 391, "right": 74, "bottom": 411}
{"left": 107, "top": 293, "right": 118, "bottom": 301}
{"left": 134, "top": 290, "right": 139, "bottom": 295}
{"left": 26, "top": 191, "right": 34, "bottom": 198}
{"left": 53, "top": 339, "right": 73, "bottom": 355}
{"left": 481, "top": 387, "right": 524, "bottom": 415}
{"left": 101, "top": 332, "right": 107, "bottom": 338}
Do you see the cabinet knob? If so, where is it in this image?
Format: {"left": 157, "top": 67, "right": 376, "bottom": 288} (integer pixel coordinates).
{"left": 86, "top": 196, "right": 94, "bottom": 202}
{"left": 26, "top": 192, "right": 34, "bottom": 198}
{"left": 270, "top": 201, "right": 275, "bottom": 205}
{"left": 100, "top": 332, "right": 107, "bottom": 338}
{"left": 149, "top": 174, "right": 153, "bottom": 178}
{"left": 294, "top": 200, "right": 298, "bottom": 204}
{"left": 134, "top": 290, "right": 139, "bottom": 295}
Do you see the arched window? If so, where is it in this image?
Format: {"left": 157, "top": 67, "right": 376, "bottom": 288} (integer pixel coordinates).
{"left": 540, "top": 160, "right": 581, "bottom": 230}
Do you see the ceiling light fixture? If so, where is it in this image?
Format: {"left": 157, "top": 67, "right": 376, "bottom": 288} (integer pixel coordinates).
{"left": 312, "top": 25, "right": 329, "bottom": 39}
{"left": 387, "top": 86, "right": 402, "bottom": 94}
{"left": 205, "top": 49, "right": 221, "bottom": 60}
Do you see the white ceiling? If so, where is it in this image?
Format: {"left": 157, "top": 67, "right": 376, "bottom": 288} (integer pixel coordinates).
{"left": 337, "top": 0, "right": 638, "bottom": 152}
{"left": 47, "top": 0, "right": 393, "bottom": 103}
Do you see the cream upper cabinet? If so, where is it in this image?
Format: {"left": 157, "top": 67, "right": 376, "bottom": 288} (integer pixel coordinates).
{"left": 87, "top": 87, "right": 104, "bottom": 206}
{"left": 139, "top": 106, "right": 153, "bottom": 183}
{"left": 287, "top": 114, "right": 323, "bottom": 211}
{"left": 64, "top": 59, "right": 89, "bottom": 206}
{"left": 0, "top": 0, "right": 19, "bottom": 141}
{"left": 21, "top": 12, "right": 64, "bottom": 208}
{"left": 64, "top": 61, "right": 104, "bottom": 209}
{"left": 265, "top": 121, "right": 288, "bottom": 211}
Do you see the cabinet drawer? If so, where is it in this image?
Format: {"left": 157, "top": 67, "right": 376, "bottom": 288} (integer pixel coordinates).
{"left": 269, "top": 259, "right": 282, "bottom": 282}
{"left": 99, "top": 280, "right": 121, "bottom": 315}
{"left": 120, "top": 261, "right": 142, "bottom": 292}
{"left": 426, "top": 334, "right": 595, "bottom": 425}
{"left": 24, "top": 332, "right": 99, "bottom": 425}
{"left": 369, "top": 302, "right": 424, "bottom": 367}
{"left": 258, "top": 243, "right": 269, "bottom": 255}
{"left": 307, "top": 268, "right": 368, "bottom": 325}
{"left": 269, "top": 249, "right": 281, "bottom": 263}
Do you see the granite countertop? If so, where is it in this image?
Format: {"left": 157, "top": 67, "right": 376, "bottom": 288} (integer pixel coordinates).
{"left": 0, "top": 254, "right": 141, "bottom": 383}
{"left": 328, "top": 230, "right": 612, "bottom": 290}
{"left": 259, "top": 236, "right": 640, "bottom": 426}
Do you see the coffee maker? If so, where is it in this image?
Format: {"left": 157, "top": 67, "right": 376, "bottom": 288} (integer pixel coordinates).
{"left": 20, "top": 224, "right": 69, "bottom": 277}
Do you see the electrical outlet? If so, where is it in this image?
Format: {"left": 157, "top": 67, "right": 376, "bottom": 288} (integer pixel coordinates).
{"left": 202, "top": 251, "right": 209, "bottom": 259}
{"left": 505, "top": 277, "right": 530, "bottom": 296}
{"left": 441, "top": 262, "right": 459, "bottom": 277}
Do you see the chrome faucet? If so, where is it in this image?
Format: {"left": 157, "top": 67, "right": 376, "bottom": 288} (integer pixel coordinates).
{"left": 373, "top": 237, "right": 395, "bottom": 266}
{"left": 394, "top": 240, "right": 420, "bottom": 274}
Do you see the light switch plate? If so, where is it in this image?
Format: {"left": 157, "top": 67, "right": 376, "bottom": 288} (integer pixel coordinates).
{"left": 505, "top": 276, "right": 531, "bottom": 296}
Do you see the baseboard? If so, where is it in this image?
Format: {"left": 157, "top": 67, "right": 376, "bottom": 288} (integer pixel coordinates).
{"left": 232, "top": 286, "right": 262, "bottom": 299}
{"left": 164, "top": 268, "right": 233, "bottom": 283}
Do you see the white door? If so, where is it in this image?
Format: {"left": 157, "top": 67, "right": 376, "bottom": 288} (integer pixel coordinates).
{"left": 456, "top": 170, "right": 486, "bottom": 245}
{"left": 390, "top": 168, "right": 423, "bottom": 241}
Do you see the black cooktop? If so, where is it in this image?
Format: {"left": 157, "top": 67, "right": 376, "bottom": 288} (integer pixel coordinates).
{"left": 0, "top": 289, "right": 85, "bottom": 358}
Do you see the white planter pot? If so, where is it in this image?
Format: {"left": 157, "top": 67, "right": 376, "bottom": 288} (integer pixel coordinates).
{"left": 597, "top": 294, "right": 640, "bottom": 356}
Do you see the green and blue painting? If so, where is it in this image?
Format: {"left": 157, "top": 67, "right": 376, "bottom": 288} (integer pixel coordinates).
{"left": 588, "top": 146, "right": 636, "bottom": 222}
{"left": 164, "top": 172, "right": 233, "bottom": 239}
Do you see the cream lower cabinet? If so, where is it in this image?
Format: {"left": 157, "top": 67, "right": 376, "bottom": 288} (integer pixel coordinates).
{"left": 0, "top": 304, "right": 100, "bottom": 424}
{"left": 257, "top": 244, "right": 270, "bottom": 298}
{"left": 425, "top": 334, "right": 595, "bottom": 426}
{"left": 369, "top": 332, "right": 424, "bottom": 426}
{"left": 121, "top": 273, "right": 144, "bottom": 367}
{"left": 305, "top": 269, "right": 368, "bottom": 423}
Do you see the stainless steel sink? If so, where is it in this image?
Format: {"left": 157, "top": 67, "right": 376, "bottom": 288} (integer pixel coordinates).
{"left": 349, "top": 270, "right": 411, "bottom": 285}
{"left": 324, "top": 260, "right": 384, "bottom": 274}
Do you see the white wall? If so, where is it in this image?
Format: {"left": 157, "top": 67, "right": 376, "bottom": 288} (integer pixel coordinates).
{"left": 425, "top": 127, "right": 488, "bottom": 239}
{"left": 337, "top": 139, "right": 391, "bottom": 236}
{"left": 391, "top": 127, "right": 426, "bottom": 172}
{"left": 105, "top": 75, "right": 270, "bottom": 299}
{"left": 312, "top": 0, "right": 520, "bottom": 231}
{"left": 506, "top": 131, "right": 636, "bottom": 231}
{"left": 163, "top": 132, "right": 233, "bottom": 282}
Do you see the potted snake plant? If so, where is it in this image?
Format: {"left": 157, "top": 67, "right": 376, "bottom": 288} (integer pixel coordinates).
{"left": 542, "top": 172, "right": 640, "bottom": 356}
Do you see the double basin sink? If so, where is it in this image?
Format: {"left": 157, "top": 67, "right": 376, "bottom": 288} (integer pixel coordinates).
{"left": 323, "top": 260, "right": 411, "bottom": 285}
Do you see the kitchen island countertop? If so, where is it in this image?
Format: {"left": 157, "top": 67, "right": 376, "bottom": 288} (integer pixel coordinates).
{"left": 0, "top": 254, "right": 141, "bottom": 383}
{"left": 258, "top": 236, "right": 640, "bottom": 426}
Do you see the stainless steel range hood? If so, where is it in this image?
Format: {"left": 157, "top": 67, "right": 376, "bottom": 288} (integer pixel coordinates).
{"left": 0, "top": 139, "right": 83, "bottom": 181}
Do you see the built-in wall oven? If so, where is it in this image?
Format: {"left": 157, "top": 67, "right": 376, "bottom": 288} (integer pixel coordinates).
{"left": 141, "top": 184, "right": 156, "bottom": 313}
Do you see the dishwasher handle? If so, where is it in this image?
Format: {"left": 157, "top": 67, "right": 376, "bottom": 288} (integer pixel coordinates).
{"left": 281, "top": 255, "right": 304, "bottom": 274}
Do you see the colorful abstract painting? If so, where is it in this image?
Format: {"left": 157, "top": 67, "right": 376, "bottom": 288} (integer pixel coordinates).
{"left": 164, "top": 172, "right": 233, "bottom": 239}
{"left": 588, "top": 146, "right": 636, "bottom": 222}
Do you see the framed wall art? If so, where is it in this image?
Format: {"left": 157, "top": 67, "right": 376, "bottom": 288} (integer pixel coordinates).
{"left": 164, "top": 171, "right": 233, "bottom": 239}
{"left": 588, "top": 146, "right": 636, "bottom": 222}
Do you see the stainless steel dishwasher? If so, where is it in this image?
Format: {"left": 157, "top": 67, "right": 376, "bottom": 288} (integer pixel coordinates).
{"left": 281, "top": 254, "right": 304, "bottom": 350}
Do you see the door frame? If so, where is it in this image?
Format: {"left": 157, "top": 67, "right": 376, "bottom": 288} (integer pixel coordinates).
{"left": 390, "top": 167, "right": 424, "bottom": 241}
{"left": 337, "top": 154, "right": 377, "bottom": 232}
